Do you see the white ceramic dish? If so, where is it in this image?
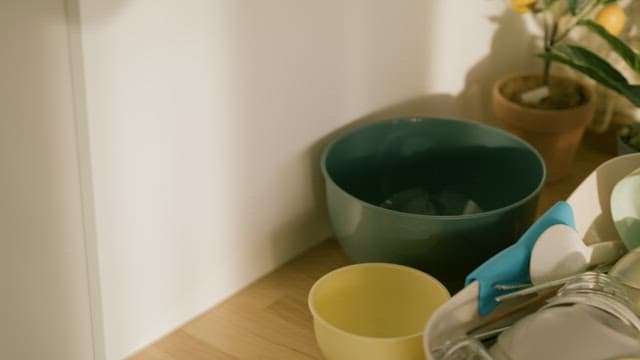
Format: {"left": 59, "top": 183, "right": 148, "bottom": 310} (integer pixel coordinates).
{"left": 567, "top": 153, "right": 640, "bottom": 246}
{"left": 611, "top": 167, "right": 640, "bottom": 250}
{"left": 529, "top": 224, "right": 625, "bottom": 285}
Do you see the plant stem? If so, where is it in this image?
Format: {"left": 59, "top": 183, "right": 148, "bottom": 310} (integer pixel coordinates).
{"left": 553, "top": 0, "right": 600, "bottom": 44}
{"left": 542, "top": 0, "right": 600, "bottom": 86}
{"left": 543, "top": 10, "right": 555, "bottom": 86}
{"left": 544, "top": 20, "right": 559, "bottom": 86}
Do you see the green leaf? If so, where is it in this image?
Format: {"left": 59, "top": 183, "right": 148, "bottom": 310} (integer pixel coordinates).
{"left": 555, "top": 44, "right": 628, "bottom": 82}
{"left": 568, "top": 0, "right": 589, "bottom": 15}
{"left": 540, "top": 45, "right": 640, "bottom": 106}
{"left": 579, "top": 19, "right": 640, "bottom": 74}
{"left": 568, "top": 0, "right": 578, "bottom": 14}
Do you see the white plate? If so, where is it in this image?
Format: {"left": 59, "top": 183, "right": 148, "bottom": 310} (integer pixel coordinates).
{"left": 611, "top": 167, "right": 640, "bottom": 250}
{"left": 567, "top": 153, "right": 640, "bottom": 245}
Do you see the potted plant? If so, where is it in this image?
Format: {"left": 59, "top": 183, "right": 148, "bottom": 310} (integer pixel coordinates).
{"left": 493, "top": 0, "right": 639, "bottom": 181}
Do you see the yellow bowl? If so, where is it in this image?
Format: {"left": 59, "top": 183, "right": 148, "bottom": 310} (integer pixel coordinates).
{"left": 308, "top": 263, "right": 450, "bottom": 360}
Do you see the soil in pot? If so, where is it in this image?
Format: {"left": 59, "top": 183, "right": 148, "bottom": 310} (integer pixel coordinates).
{"left": 500, "top": 75, "right": 589, "bottom": 110}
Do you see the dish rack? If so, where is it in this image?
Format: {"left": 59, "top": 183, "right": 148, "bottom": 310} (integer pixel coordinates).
{"left": 423, "top": 153, "right": 640, "bottom": 359}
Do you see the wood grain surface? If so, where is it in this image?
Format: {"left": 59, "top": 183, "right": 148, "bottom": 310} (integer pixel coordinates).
{"left": 129, "top": 143, "right": 612, "bottom": 360}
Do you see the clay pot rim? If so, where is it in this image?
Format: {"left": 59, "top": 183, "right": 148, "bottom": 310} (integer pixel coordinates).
{"left": 493, "top": 72, "right": 596, "bottom": 115}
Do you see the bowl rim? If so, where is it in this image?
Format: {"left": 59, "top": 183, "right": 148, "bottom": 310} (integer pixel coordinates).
{"left": 321, "top": 117, "right": 547, "bottom": 220}
{"left": 307, "top": 262, "right": 451, "bottom": 342}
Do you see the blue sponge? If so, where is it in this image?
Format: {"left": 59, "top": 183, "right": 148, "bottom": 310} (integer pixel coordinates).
{"left": 465, "top": 201, "right": 576, "bottom": 316}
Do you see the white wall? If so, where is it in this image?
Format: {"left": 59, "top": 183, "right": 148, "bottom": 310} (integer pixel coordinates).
{"left": 0, "top": 1, "right": 97, "bottom": 359}
{"left": 0, "top": 1, "right": 538, "bottom": 359}
{"left": 78, "top": 1, "right": 435, "bottom": 358}
{"left": 76, "top": 1, "right": 539, "bottom": 359}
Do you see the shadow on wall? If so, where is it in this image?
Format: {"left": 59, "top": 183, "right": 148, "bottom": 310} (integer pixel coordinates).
{"left": 400, "top": 8, "right": 537, "bottom": 127}
{"left": 459, "top": 8, "right": 538, "bottom": 126}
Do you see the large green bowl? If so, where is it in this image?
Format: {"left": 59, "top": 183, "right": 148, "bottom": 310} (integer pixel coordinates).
{"left": 321, "top": 117, "right": 546, "bottom": 291}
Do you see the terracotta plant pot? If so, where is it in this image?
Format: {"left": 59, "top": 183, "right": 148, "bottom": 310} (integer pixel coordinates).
{"left": 492, "top": 73, "right": 596, "bottom": 182}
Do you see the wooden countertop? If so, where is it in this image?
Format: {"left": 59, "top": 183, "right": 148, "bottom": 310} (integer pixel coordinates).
{"left": 130, "top": 143, "right": 612, "bottom": 360}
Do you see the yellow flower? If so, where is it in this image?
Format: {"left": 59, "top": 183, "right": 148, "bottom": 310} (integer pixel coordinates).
{"left": 595, "top": 4, "right": 626, "bottom": 36}
{"left": 511, "top": 0, "right": 537, "bottom": 14}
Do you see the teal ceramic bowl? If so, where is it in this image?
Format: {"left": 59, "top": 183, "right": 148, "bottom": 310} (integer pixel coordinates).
{"left": 321, "top": 117, "right": 546, "bottom": 291}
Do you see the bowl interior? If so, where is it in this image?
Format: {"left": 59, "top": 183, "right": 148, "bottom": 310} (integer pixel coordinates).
{"left": 324, "top": 118, "right": 545, "bottom": 216}
{"left": 310, "top": 264, "right": 450, "bottom": 339}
